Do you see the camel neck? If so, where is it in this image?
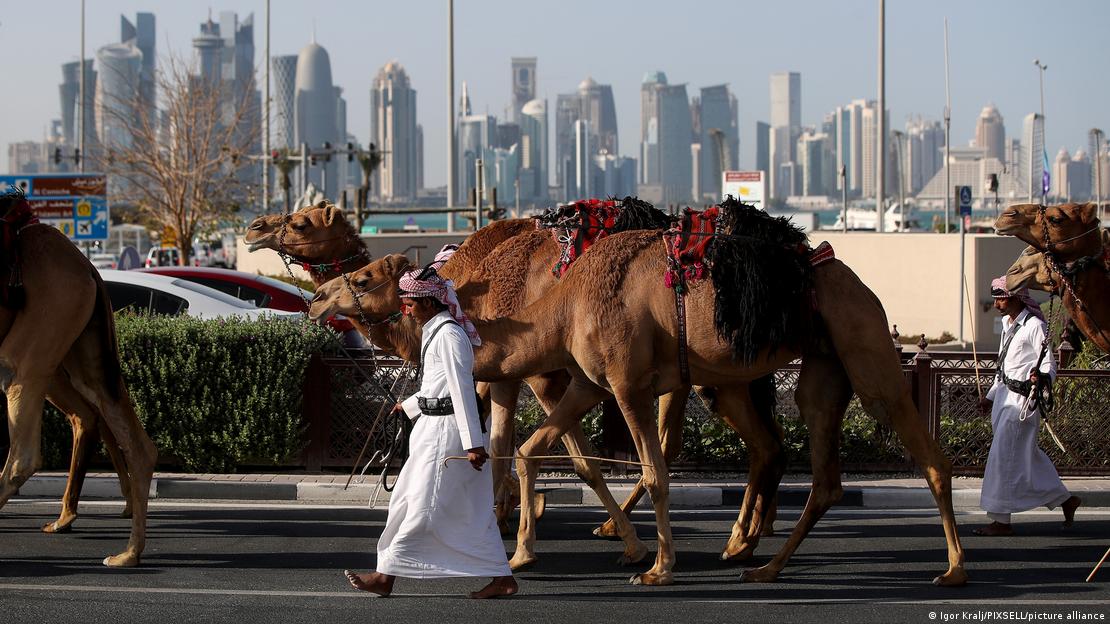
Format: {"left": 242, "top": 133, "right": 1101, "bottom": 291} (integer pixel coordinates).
{"left": 362, "top": 316, "right": 421, "bottom": 363}
{"left": 1064, "top": 266, "right": 1110, "bottom": 352}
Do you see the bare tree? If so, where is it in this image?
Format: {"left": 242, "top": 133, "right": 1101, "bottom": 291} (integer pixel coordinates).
{"left": 98, "top": 54, "right": 260, "bottom": 264}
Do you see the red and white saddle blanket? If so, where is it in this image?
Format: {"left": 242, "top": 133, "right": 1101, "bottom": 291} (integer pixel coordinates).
{"left": 0, "top": 196, "right": 39, "bottom": 309}
{"left": 538, "top": 198, "right": 622, "bottom": 278}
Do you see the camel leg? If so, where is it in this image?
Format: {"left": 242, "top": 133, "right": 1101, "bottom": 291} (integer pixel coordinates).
{"left": 815, "top": 262, "right": 967, "bottom": 586}
{"left": 98, "top": 419, "right": 134, "bottom": 519}
{"left": 612, "top": 387, "right": 675, "bottom": 586}
{"left": 716, "top": 383, "right": 785, "bottom": 562}
{"left": 0, "top": 377, "right": 49, "bottom": 506}
{"left": 489, "top": 380, "right": 521, "bottom": 532}
{"left": 511, "top": 378, "right": 612, "bottom": 571}
{"left": 594, "top": 387, "right": 688, "bottom": 539}
{"left": 742, "top": 354, "right": 851, "bottom": 583}
{"left": 91, "top": 385, "right": 156, "bottom": 568}
{"left": 41, "top": 380, "right": 102, "bottom": 533}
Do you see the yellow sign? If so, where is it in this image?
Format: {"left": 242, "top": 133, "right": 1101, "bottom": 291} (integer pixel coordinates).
{"left": 76, "top": 199, "right": 92, "bottom": 217}
{"left": 161, "top": 225, "right": 177, "bottom": 247}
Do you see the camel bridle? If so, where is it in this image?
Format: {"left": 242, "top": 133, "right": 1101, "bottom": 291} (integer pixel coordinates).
{"left": 1035, "top": 205, "right": 1110, "bottom": 348}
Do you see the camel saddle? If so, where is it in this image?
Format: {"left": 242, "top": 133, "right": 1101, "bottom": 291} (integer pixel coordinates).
{"left": 0, "top": 193, "right": 39, "bottom": 310}
{"left": 537, "top": 198, "right": 621, "bottom": 278}
{"left": 663, "top": 206, "right": 720, "bottom": 294}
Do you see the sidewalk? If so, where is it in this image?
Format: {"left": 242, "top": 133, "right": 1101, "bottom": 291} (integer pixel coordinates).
{"left": 17, "top": 472, "right": 1110, "bottom": 508}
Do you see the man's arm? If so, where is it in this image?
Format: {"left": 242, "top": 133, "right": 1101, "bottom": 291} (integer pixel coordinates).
{"left": 437, "top": 330, "right": 486, "bottom": 454}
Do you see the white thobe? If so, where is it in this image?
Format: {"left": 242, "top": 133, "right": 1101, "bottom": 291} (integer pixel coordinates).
{"left": 979, "top": 309, "right": 1070, "bottom": 521}
{"left": 376, "top": 311, "right": 510, "bottom": 578}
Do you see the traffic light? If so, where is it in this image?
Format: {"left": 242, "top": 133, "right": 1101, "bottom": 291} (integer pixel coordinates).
{"left": 74, "top": 148, "right": 80, "bottom": 166}
{"left": 346, "top": 142, "right": 354, "bottom": 162}
{"left": 53, "top": 147, "right": 62, "bottom": 165}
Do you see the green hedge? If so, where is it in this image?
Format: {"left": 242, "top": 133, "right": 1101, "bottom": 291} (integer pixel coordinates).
{"left": 40, "top": 313, "right": 334, "bottom": 472}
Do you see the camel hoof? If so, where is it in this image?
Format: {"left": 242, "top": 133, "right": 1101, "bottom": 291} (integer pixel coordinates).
{"left": 103, "top": 552, "right": 140, "bottom": 568}
{"left": 760, "top": 525, "right": 775, "bottom": 538}
{"left": 593, "top": 520, "right": 622, "bottom": 540}
{"left": 739, "top": 566, "right": 779, "bottom": 583}
{"left": 616, "top": 541, "right": 649, "bottom": 567}
{"left": 120, "top": 507, "right": 133, "bottom": 520}
{"left": 720, "top": 542, "right": 757, "bottom": 562}
{"left": 932, "top": 567, "right": 969, "bottom": 587}
{"left": 42, "top": 517, "right": 76, "bottom": 534}
{"left": 508, "top": 553, "right": 537, "bottom": 571}
{"left": 629, "top": 571, "right": 673, "bottom": 586}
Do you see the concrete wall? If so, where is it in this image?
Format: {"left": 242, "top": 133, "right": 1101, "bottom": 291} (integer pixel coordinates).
{"left": 237, "top": 229, "right": 1030, "bottom": 351}
{"left": 812, "top": 232, "right": 1029, "bottom": 349}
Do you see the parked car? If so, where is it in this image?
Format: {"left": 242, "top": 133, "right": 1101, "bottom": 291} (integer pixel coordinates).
{"left": 144, "top": 247, "right": 182, "bottom": 268}
{"left": 97, "top": 270, "right": 301, "bottom": 320}
{"left": 89, "top": 253, "right": 117, "bottom": 270}
{"left": 136, "top": 266, "right": 366, "bottom": 346}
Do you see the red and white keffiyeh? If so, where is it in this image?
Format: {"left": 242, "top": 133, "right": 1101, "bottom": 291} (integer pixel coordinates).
{"left": 398, "top": 245, "right": 481, "bottom": 346}
{"left": 990, "top": 275, "right": 1046, "bottom": 323}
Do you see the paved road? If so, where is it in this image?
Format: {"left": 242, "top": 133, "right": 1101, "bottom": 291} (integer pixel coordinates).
{"left": 1, "top": 500, "right": 1107, "bottom": 623}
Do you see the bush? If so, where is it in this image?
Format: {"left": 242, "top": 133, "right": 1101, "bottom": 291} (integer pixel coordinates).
{"left": 39, "top": 313, "right": 334, "bottom": 473}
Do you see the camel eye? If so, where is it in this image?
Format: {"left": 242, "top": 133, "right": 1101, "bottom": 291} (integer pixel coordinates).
{"left": 354, "top": 278, "right": 368, "bottom": 289}
{"left": 290, "top": 220, "right": 309, "bottom": 231}
{"left": 1048, "top": 215, "right": 1063, "bottom": 224}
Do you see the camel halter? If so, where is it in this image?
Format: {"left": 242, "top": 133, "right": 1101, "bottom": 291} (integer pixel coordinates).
{"left": 1036, "top": 205, "right": 1110, "bottom": 349}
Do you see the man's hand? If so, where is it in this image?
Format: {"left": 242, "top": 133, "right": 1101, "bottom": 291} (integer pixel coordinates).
{"left": 466, "top": 447, "right": 489, "bottom": 471}
{"left": 978, "top": 397, "right": 993, "bottom": 415}
{"left": 391, "top": 402, "right": 403, "bottom": 414}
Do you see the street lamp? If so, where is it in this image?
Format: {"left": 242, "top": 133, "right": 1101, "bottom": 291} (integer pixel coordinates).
{"left": 892, "top": 130, "right": 906, "bottom": 231}
{"left": 1034, "top": 59, "right": 1048, "bottom": 203}
{"left": 1092, "top": 128, "right": 1104, "bottom": 220}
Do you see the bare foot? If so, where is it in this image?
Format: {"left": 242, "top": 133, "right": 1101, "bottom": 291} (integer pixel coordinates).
{"left": 344, "top": 569, "right": 394, "bottom": 596}
{"left": 1062, "top": 495, "right": 1081, "bottom": 527}
{"left": 972, "top": 521, "right": 1013, "bottom": 536}
{"left": 468, "top": 576, "right": 518, "bottom": 599}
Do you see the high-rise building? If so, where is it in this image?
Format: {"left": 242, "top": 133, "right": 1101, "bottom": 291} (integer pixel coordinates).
{"left": 510, "top": 57, "right": 536, "bottom": 124}
{"left": 860, "top": 101, "right": 890, "bottom": 200}
{"left": 95, "top": 42, "right": 143, "bottom": 149}
{"left": 1053, "top": 148, "right": 1091, "bottom": 201}
{"left": 592, "top": 153, "right": 637, "bottom": 199}
{"left": 797, "top": 130, "right": 829, "bottom": 197}
{"left": 415, "top": 124, "right": 425, "bottom": 193}
{"left": 755, "top": 121, "right": 770, "bottom": 177}
{"left": 574, "top": 119, "right": 591, "bottom": 199}
{"left": 904, "top": 117, "right": 944, "bottom": 194}
{"left": 59, "top": 59, "right": 97, "bottom": 151}
{"left": 370, "top": 61, "right": 419, "bottom": 201}
{"left": 294, "top": 39, "right": 339, "bottom": 194}
{"left": 121, "top": 13, "right": 156, "bottom": 125}
{"left": 458, "top": 113, "right": 496, "bottom": 201}
{"left": 1020, "top": 113, "right": 1045, "bottom": 202}
{"left": 519, "top": 98, "right": 548, "bottom": 202}
{"left": 577, "top": 77, "right": 619, "bottom": 155}
{"left": 554, "top": 92, "right": 580, "bottom": 191}
{"left": 697, "top": 84, "right": 738, "bottom": 201}
{"left": 975, "top": 104, "right": 1005, "bottom": 162}
{"left": 639, "top": 71, "right": 692, "bottom": 204}
{"left": 769, "top": 72, "right": 801, "bottom": 130}
{"left": 271, "top": 55, "right": 298, "bottom": 150}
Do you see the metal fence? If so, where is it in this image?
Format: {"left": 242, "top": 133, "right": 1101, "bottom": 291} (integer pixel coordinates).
{"left": 303, "top": 344, "right": 1110, "bottom": 475}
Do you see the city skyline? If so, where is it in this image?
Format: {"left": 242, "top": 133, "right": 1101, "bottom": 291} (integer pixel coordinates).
{"left": 2, "top": 0, "right": 1108, "bottom": 192}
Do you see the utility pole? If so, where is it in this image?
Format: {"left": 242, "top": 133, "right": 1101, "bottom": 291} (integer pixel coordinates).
{"left": 1035, "top": 59, "right": 1048, "bottom": 204}
{"left": 79, "top": 0, "right": 85, "bottom": 173}
{"left": 262, "top": 0, "right": 270, "bottom": 212}
{"left": 943, "top": 18, "right": 952, "bottom": 232}
{"left": 475, "top": 158, "right": 484, "bottom": 231}
{"left": 840, "top": 164, "right": 848, "bottom": 233}
{"left": 876, "top": 0, "right": 885, "bottom": 232}
{"left": 893, "top": 130, "right": 905, "bottom": 230}
{"left": 1093, "top": 128, "right": 1104, "bottom": 219}
{"left": 446, "top": 0, "right": 456, "bottom": 233}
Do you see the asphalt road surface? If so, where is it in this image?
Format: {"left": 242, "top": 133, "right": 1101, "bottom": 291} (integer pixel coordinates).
{"left": 1, "top": 500, "right": 1107, "bottom": 623}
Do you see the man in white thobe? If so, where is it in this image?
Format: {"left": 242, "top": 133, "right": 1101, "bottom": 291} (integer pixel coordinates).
{"left": 975, "top": 276, "right": 1081, "bottom": 536}
{"left": 344, "top": 263, "right": 516, "bottom": 598}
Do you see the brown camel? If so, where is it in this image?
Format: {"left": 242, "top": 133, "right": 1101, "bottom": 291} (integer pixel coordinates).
{"left": 996, "top": 203, "right": 1109, "bottom": 352}
{"left": 309, "top": 206, "right": 966, "bottom": 587}
{"left": 0, "top": 192, "right": 156, "bottom": 566}
{"left": 246, "top": 203, "right": 661, "bottom": 563}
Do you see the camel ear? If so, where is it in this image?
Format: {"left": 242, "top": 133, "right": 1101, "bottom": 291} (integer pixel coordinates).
{"left": 382, "top": 253, "right": 411, "bottom": 278}
{"left": 322, "top": 203, "right": 339, "bottom": 226}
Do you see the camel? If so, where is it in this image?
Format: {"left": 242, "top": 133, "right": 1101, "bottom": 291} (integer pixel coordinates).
{"left": 309, "top": 202, "right": 967, "bottom": 587}
{"left": 996, "top": 203, "right": 1109, "bottom": 352}
{"left": 0, "top": 191, "right": 156, "bottom": 566}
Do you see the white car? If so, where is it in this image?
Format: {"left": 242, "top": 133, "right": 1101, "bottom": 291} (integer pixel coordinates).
{"left": 97, "top": 270, "right": 302, "bottom": 320}
{"left": 89, "top": 253, "right": 117, "bottom": 270}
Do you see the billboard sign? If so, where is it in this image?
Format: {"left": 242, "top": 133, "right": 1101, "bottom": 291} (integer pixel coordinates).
{"left": 0, "top": 173, "right": 109, "bottom": 241}
{"left": 721, "top": 171, "right": 766, "bottom": 211}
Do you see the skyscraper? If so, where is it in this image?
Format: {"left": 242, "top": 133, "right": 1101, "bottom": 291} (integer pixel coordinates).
{"left": 769, "top": 72, "right": 801, "bottom": 199}
{"left": 1020, "top": 113, "right": 1045, "bottom": 201}
{"left": 95, "top": 42, "right": 143, "bottom": 148}
{"left": 975, "top": 104, "right": 1005, "bottom": 162}
{"left": 294, "top": 39, "right": 339, "bottom": 194}
{"left": 755, "top": 121, "right": 770, "bottom": 177}
{"left": 370, "top": 61, "right": 419, "bottom": 201}
{"left": 640, "top": 71, "right": 692, "bottom": 204}
{"left": 574, "top": 119, "right": 591, "bottom": 199}
{"left": 554, "top": 92, "right": 581, "bottom": 192}
{"left": 696, "top": 84, "right": 738, "bottom": 200}
{"left": 519, "top": 98, "right": 548, "bottom": 201}
{"left": 457, "top": 113, "right": 496, "bottom": 202}
{"left": 577, "top": 77, "right": 619, "bottom": 155}
{"left": 905, "top": 117, "right": 944, "bottom": 194}
{"left": 121, "top": 13, "right": 156, "bottom": 125}
{"left": 510, "top": 57, "right": 536, "bottom": 123}
{"left": 271, "top": 55, "right": 298, "bottom": 150}
{"left": 59, "top": 59, "right": 96, "bottom": 150}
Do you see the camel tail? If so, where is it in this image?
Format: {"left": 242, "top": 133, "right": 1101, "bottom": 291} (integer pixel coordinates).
{"left": 91, "top": 271, "right": 123, "bottom": 402}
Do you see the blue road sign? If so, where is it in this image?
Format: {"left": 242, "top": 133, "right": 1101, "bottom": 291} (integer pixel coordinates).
{"left": 0, "top": 173, "right": 109, "bottom": 241}
{"left": 957, "top": 185, "right": 972, "bottom": 217}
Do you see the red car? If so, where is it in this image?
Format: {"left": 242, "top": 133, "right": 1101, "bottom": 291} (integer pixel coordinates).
{"left": 137, "top": 266, "right": 365, "bottom": 345}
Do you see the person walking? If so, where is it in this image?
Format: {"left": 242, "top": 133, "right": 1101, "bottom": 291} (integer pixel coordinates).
{"left": 975, "top": 276, "right": 1081, "bottom": 536}
{"left": 344, "top": 258, "right": 516, "bottom": 598}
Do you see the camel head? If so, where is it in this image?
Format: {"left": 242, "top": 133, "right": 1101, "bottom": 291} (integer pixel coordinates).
{"left": 244, "top": 200, "right": 364, "bottom": 265}
{"left": 309, "top": 254, "right": 413, "bottom": 324}
{"left": 995, "top": 202, "right": 1100, "bottom": 261}
{"left": 1004, "top": 245, "right": 1053, "bottom": 293}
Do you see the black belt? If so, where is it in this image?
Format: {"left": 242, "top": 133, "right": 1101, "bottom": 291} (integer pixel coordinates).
{"left": 418, "top": 396, "right": 455, "bottom": 415}
{"left": 1001, "top": 376, "right": 1032, "bottom": 396}
{"left": 416, "top": 395, "right": 487, "bottom": 433}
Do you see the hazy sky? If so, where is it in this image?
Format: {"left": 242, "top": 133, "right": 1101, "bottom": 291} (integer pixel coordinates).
{"left": 3, "top": 0, "right": 1108, "bottom": 187}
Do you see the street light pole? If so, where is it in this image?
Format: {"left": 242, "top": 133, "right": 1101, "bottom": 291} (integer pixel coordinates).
{"left": 943, "top": 17, "right": 951, "bottom": 233}
{"left": 893, "top": 130, "right": 906, "bottom": 231}
{"left": 1092, "top": 128, "right": 1103, "bottom": 219}
{"left": 840, "top": 164, "right": 848, "bottom": 233}
{"left": 79, "top": 0, "right": 85, "bottom": 173}
{"left": 446, "top": 0, "right": 456, "bottom": 233}
{"left": 262, "top": 0, "right": 270, "bottom": 213}
{"left": 876, "top": 0, "right": 885, "bottom": 232}
{"left": 1034, "top": 59, "right": 1048, "bottom": 204}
